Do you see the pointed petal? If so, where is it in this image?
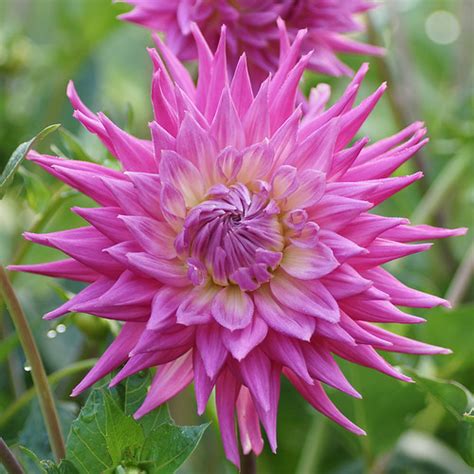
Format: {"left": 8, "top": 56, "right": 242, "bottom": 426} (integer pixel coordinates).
{"left": 216, "top": 369, "right": 241, "bottom": 468}
{"left": 71, "top": 322, "right": 144, "bottom": 396}
{"left": 8, "top": 259, "right": 99, "bottom": 283}
{"left": 134, "top": 352, "right": 193, "bottom": 418}
{"left": 196, "top": 323, "right": 228, "bottom": 379}
{"left": 285, "top": 370, "right": 365, "bottom": 435}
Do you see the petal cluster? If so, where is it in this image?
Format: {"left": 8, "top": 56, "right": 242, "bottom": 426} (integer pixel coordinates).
{"left": 120, "top": 0, "right": 384, "bottom": 86}
{"left": 10, "top": 25, "right": 465, "bottom": 468}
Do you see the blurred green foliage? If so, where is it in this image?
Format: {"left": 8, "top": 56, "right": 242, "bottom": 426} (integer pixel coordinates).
{"left": 0, "top": 0, "right": 473, "bottom": 473}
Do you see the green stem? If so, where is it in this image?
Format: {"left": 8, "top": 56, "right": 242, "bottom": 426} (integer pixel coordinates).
{"left": 0, "top": 438, "right": 25, "bottom": 474}
{"left": 445, "top": 240, "right": 474, "bottom": 308}
{"left": 410, "top": 150, "right": 470, "bottom": 225}
{"left": 295, "top": 415, "right": 328, "bottom": 474}
{"left": 0, "top": 358, "right": 97, "bottom": 428}
{"left": 0, "top": 266, "right": 65, "bottom": 461}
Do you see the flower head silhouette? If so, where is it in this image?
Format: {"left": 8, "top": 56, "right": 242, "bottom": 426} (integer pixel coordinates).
{"left": 10, "top": 24, "right": 465, "bottom": 467}
{"left": 120, "top": 0, "right": 384, "bottom": 87}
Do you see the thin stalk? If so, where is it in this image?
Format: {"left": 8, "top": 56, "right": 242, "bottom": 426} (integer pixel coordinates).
{"left": 0, "top": 358, "right": 97, "bottom": 428}
{"left": 295, "top": 415, "right": 328, "bottom": 474}
{"left": 241, "top": 452, "right": 256, "bottom": 474}
{"left": 410, "top": 150, "right": 470, "bottom": 225}
{"left": 0, "top": 438, "right": 25, "bottom": 474}
{"left": 0, "top": 266, "right": 65, "bottom": 461}
{"left": 445, "top": 240, "right": 474, "bottom": 308}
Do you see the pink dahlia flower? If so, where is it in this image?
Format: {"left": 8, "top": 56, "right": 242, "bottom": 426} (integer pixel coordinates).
{"left": 10, "top": 25, "right": 465, "bottom": 467}
{"left": 119, "top": 0, "right": 384, "bottom": 86}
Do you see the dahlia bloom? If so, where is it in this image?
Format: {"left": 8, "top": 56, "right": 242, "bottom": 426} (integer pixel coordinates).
{"left": 120, "top": 0, "right": 384, "bottom": 86}
{"left": 10, "top": 25, "right": 465, "bottom": 467}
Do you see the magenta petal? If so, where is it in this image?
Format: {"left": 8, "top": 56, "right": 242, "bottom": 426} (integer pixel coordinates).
{"left": 285, "top": 369, "right": 365, "bottom": 435}
{"left": 216, "top": 369, "right": 241, "bottom": 469}
{"left": 280, "top": 242, "right": 339, "bottom": 280}
{"left": 358, "top": 322, "right": 451, "bottom": 355}
{"left": 363, "top": 267, "right": 450, "bottom": 308}
{"left": 7, "top": 259, "right": 99, "bottom": 283}
{"left": 237, "top": 387, "right": 264, "bottom": 456}
{"left": 193, "top": 350, "right": 215, "bottom": 415}
{"left": 71, "top": 322, "right": 145, "bottom": 396}
{"left": 253, "top": 288, "right": 315, "bottom": 341}
{"left": 270, "top": 273, "right": 340, "bottom": 323}
{"left": 285, "top": 169, "right": 326, "bottom": 210}
{"left": 119, "top": 215, "right": 177, "bottom": 259}
{"left": 263, "top": 332, "right": 313, "bottom": 384}
{"left": 329, "top": 341, "right": 412, "bottom": 383}
{"left": 148, "top": 286, "right": 189, "bottom": 330}
{"left": 177, "top": 284, "right": 218, "bottom": 325}
{"left": 196, "top": 323, "right": 228, "bottom": 379}
{"left": 303, "top": 344, "right": 361, "bottom": 398}
{"left": 222, "top": 316, "right": 268, "bottom": 361}
{"left": 134, "top": 352, "right": 193, "bottom": 418}
{"left": 43, "top": 277, "right": 113, "bottom": 320}
{"left": 159, "top": 150, "right": 204, "bottom": 205}
{"left": 126, "top": 252, "right": 189, "bottom": 287}
{"left": 240, "top": 348, "right": 273, "bottom": 413}
{"left": 211, "top": 286, "right": 254, "bottom": 331}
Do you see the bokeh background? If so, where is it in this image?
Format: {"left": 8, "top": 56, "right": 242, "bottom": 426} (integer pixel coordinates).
{"left": 0, "top": 0, "right": 473, "bottom": 473}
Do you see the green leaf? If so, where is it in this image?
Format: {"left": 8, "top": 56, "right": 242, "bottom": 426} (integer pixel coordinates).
{"left": 140, "top": 422, "right": 209, "bottom": 474}
{"left": 44, "top": 460, "right": 80, "bottom": 474}
{"left": 0, "top": 124, "right": 61, "bottom": 198}
{"left": 19, "top": 400, "right": 78, "bottom": 472}
{"left": 59, "top": 129, "right": 94, "bottom": 163}
{"left": 405, "top": 369, "right": 474, "bottom": 467}
{"left": 18, "top": 167, "right": 51, "bottom": 212}
{"left": 18, "top": 446, "right": 47, "bottom": 474}
{"left": 405, "top": 369, "right": 474, "bottom": 421}
{"left": 65, "top": 373, "right": 208, "bottom": 473}
{"left": 461, "top": 410, "right": 474, "bottom": 467}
